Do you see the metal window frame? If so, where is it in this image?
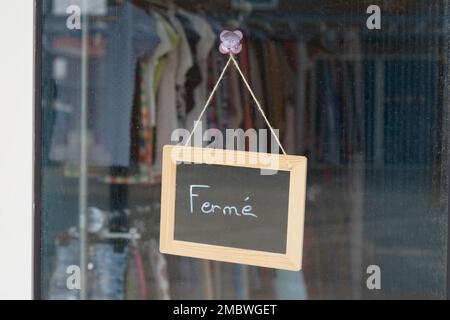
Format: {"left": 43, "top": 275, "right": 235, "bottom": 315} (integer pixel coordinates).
{"left": 34, "top": 0, "right": 43, "bottom": 300}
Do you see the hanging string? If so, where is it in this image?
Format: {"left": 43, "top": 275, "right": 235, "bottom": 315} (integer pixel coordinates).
{"left": 184, "top": 55, "right": 233, "bottom": 146}
{"left": 184, "top": 53, "right": 287, "bottom": 156}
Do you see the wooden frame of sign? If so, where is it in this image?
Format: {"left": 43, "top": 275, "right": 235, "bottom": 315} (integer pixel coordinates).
{"left": 159, "top": 145, "right": 307, "bottom": 271}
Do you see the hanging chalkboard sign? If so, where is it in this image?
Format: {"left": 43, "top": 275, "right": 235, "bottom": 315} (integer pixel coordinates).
{"left": 160, "top": 145, "right": 307, "bottom": 271}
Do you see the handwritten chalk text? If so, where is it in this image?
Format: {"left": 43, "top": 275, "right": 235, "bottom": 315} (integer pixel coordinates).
{"left": 189, "top": 185, "right": 257, "bottom": 218}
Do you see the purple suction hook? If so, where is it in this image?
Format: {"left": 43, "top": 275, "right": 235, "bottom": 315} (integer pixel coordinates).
{"left": 219, "top": 30, "right": 243, "bottom": 55}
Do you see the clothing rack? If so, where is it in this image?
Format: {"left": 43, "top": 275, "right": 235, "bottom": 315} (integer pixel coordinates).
{"left": 305, "top": 48, "right": 441, "bottom": 166}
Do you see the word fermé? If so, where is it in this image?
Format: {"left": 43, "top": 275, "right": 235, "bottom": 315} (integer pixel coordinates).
{"left": 189, "top": 185, "right": 258, "bottom": 218}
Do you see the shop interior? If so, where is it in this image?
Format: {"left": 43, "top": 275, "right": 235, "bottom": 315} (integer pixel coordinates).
{"left": 39, "top": 0, "right": 448, "bottom": 299}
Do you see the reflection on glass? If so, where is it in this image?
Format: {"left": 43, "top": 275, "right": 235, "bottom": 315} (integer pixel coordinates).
{"left": 40, "top": 0, "right": 448, "bottom": 299}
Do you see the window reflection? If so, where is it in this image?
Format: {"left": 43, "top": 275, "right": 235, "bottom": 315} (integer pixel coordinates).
{"left": 40, "top": 0, "right": 448, "bottom": 299}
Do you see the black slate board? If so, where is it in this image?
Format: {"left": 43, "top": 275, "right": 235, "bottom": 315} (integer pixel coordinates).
{"left": 174, "top": 163, "right": 290, "bottom": 254}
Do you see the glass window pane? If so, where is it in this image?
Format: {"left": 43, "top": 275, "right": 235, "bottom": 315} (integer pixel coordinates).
{"left": 38, "top": 0, "right": 449, "bottom": 299}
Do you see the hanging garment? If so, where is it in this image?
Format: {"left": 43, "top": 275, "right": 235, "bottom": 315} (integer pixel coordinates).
{"left": 176, "top": 12, "right": 202, "bottom": 121}
{"left": 248, "top": 41, "right": 266, "bottom": 131}
{"left": 125, "top": 248, "right": 141, "bottom": 300}
{"left": 103, "top": 61, "right": 152, "bottom": 184}
{"left": 206, "top": 52, "right": 219, "bottom": 130}
{"left": 227, "top": 61, "right": 244, "bottom": 130}
{"left": 278, "top": 41, "right": 297, "bottom": 154}
{"left": 145, "top": 12, "right": 173, "bottom": 128}
{"left": 101, "top": 12, "right": 206, "bottom": 182}
{"left": 274, "top": 270, "right": 308, "bottom": 300}
{"left": 341, "top": 60, "right": 353, "bottom": 162}
{"left": 295, "top": 40, "right": 309, "bottom": 155}
{"left": 137, "top": 59, "right": 155, "bottom": 183}
{"left": 169, "top": 13, "right": 194, "bottom": 129}
{"left": 153, "top": 19, "right": 180, "bottom": 178}
{"left": 102, "top": 12, "right": 178, "bottom": 184}
{"left": 345, "top": 31, "right": 365, "bottom": 157}
{"left": 248, "top": 34, "right": 273, "bottom": 140}
{"left": 179, "top": 10, "right": 216, "bottom": 133}
{"left": 148, "top": 239, "right": 171, "bottom": 299}
{"left": 318, "top": 61, "right": 341, "bottom": 164}
{"left": 284, "top": 103, "right": 296, "bottom": 154}
{"left": 209, "top": 48, "right": 230, "bottom": 133}
{"left": 90, "top": 244, "right": 129, "bottom": 300}
{"left": 204, "top": 19, "right": 224, "bottom": 131}
{"left": 48, "top": 239, "right": 128, "bottom": 300}
{"left": 207, "top": 19, "right": 229, "bottom": 133}
{"left": 133, "top": 247, "right": 148, "bottom": 299}
{"left": 267, "top": 41, "right": 285, "bottom": 136}
{"left": 260, "top": 39, "right": 274, "bottom": 126}
{"left": 247, "top": 40, "right": 267, "bottom": 152}
{"left": 240, "top": 37, "right": 254, "bottom": 133}
{"left": 127, "top": 60, "right": 144, "bottom": 177}
{"left": 48, "top": 239, "right": 80, "bottom": 300}
{"left": 49, "top": 2, "right": 160, "bottom": 167}
{"left": 48, "top": 36, "right": 111, "bottom": 167}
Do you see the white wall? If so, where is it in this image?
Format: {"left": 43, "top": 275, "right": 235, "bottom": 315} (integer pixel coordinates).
{"left": 0, "top": 1, "right": 34, "bottom": 299}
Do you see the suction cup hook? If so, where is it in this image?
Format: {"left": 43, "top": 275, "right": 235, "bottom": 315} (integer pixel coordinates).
{"left": 219, "top": 30, "right": 243, "bottom": 55}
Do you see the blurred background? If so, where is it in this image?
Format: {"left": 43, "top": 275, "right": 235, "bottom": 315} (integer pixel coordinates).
{"left": 38, "top": 0, "right": 449, "bottom": 299}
